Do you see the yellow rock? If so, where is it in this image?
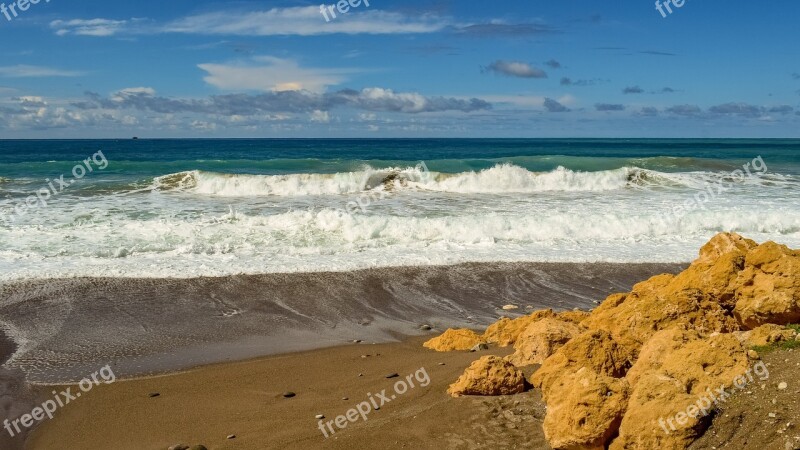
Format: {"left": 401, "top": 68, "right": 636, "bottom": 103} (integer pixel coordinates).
{"left": 543, "top": 367, "right": 630, "bottom": 450}
{"left": 531, "top": 330, "right": 632, "bottom": 401}
{"left": 506, "top": 318, "right": 581, "bottom": 367}
{"left": 482, "top": 309, "right": 556, "bottom": 347}
{"left": 732, "top": 241, "right": 800, "bottom": 328}
{"left": 612, "top": 334, "right": 748, "bottom": 449}
{"left": 422, "top": 328, "right": 484, "bottom": 352}
{"left": 738, "top": 323, "right": 798, "bottom": 347}
{"left": 447, "top": 355, "right": 528, "bottom": 397}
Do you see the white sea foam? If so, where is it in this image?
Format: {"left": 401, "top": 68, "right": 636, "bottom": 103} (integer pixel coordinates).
{"left": 1, "top": 164, "right": 798, "bottom": 281}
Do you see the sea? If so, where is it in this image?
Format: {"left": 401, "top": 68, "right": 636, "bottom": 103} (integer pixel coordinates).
{"left": 0, "top": 138, "right": 798, "bottom": 281}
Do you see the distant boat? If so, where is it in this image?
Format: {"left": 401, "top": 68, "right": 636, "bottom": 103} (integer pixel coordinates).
{"left": 132, "top": 137, "right": 139, "bottom": 140}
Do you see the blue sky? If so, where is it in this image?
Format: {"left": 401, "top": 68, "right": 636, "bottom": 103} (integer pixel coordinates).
{"left": 0, "top": 0, "right": 799, "bottom": 138}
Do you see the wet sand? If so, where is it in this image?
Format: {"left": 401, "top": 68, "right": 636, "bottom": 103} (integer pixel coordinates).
{"left": 26, "top": 336, "right": 551, "bottom": 450}
{"left": 0, "top": 262, "right": 684, "bottom": 384}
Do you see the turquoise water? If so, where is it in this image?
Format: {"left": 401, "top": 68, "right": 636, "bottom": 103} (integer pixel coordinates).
{"left": 0, "top": 139, "right": 798, "bottom": 280}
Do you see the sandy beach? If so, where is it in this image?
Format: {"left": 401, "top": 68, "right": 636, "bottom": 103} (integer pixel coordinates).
{"left": 26, "top": 336, "right": 549, "bottom": 450}
{"left": 0, "top": 262, "right": 682, "bottom": 449}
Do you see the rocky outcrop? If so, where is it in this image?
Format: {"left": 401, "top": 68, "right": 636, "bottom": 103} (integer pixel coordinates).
{"left": 557, "top": 309, "right": 590, "bottom": 325}
{"left": 611, "top": 334, "right": 749, "bottom": 450}
{"left": 542, "top": 367, "right": 630, "bottom": 450}
{"left": 427, "top": 233, "right": 800, "bottom": 449}
{"left": 482, "top": 309, "right": 556, "bottom": 347}
{"left": 625, "top": 327, "right": 703, "bottom": 388}
{"left": 447, "top": 356, "right": 528, "bottom": 397}
{"left": 732, "top": 241, "right": 800, "bottom": 328}
{"left": 531, "top": 330, "right": 633, "bottom": 399}
{"left": 506, "top": 318, "right": 581, "bottom": 367}
{"left": 423, "top": 328, "right": 485, "bottom": 351}
{"left": 737, "top": 323, "right": 798, "bottom": 347}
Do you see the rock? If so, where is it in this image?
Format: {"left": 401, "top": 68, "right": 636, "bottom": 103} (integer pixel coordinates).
{"left": 740, "top": 324, "right": 798, "bottom": 347}
{"left": 505, "top": 318, "right": 581, "bottom": 367}
{"left": 612, "top": 334, "right": 749, "bottom": 450}
{"left": 470, "top": 343, "right": 489, "bottom": 352}
{"left": 420, "top": 324, "right": 432, "bottom": 331}
{"left": 732, "top": 241, "right": 800, "bottom": 328}
{"left": 342, "top": 397, "right": 348, "bottom": 400}
{"left": 226, "top": 435, "right": 236, "bottom": 440}
{"left": 582, "top": 272, "right": 740, "bottom": 358}
{"left": 557, "top": 309, "right": 591, "bottom": 325}
{"left": 149, "top": 392, "right": 160, "bottom": 398}
{"left": 315, "top": 414, "right": 324, "bottom": 420}
{"left": 353, "top": 339, "right": 362, "bottom": 343}
{"left": 748, "top": 349, "right": 760, "bottom": 360}
{"left": 626, "top": 327, "right": 703, "bottom": 388}
{"left": 531, "top": 330, "right": 633, "bottom": 399}
{"left": 385, "top": 373, "right": 399, "bottom": 379}
{"left": 423, "top": 328, "right": 485, "bottom": 351}
{"left": 542, "top": 367, "right": 630, "bottom": 450}
{"left": 502, "top": 304, "right": 519, "bottom": 310}
{"left": 483, "top": 309, "right": 557, "bottom": 347}
{"left": 168, "top": 446, "right": 189, "bottom": 450}
{"left": 282, "top": 392, "right": 296, "bottom": 398}
{"left": 447, "top": 355, "right": 528, "bottom": 397}
{"left": 778, "top": 382, "right": 788, "bottom": 390}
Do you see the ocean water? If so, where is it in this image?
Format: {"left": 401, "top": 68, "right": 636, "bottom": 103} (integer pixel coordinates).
{"left": 0, "top": 139, "right": 798, "bottom": 281}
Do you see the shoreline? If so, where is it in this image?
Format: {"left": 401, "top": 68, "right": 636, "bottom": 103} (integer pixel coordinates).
{"left": 0, "top": 261, "right": 685, "bottom": 384}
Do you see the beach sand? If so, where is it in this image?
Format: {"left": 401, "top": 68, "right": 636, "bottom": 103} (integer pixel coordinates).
{"left": 0, "top": 262, "right": 686, "bottom": 449}
{"left": 26, "top": 336, "right": 550, "bottom": 450}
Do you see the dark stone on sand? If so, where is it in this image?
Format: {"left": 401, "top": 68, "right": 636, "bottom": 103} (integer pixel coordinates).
{"left": 226, "top": 435, "right": 236, "bottom": 440}
{"left": 282, "top": 392, "right": 296, "bottom": 398}
{"left": 353, "top": 339, "right": 362, "bottom": 343}
{"left": 149, "top": 392, "right": 160, "bottom": 398}
{"left": 420, "top": 325, "right": 432, "bottom": 331}
{"left": 385, "top": 373, "right": 399, "bottom": 379}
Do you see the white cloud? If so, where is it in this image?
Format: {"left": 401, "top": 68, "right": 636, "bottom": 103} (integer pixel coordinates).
{"left": 198, "top": 56, "right": 351, "bottom": 93}
{"left": 50, "top": 18, "right": 129, "bottom": 36}
{"left": 165, "top": 6, "right": 447, "bottom": 36}
{"left": 0, "top": 65, "right": 85, "bottom": 78}
{"left": 310, "top": 110, "right": 330, "bottom": 123}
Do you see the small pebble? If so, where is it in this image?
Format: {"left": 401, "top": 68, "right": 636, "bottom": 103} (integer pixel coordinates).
{"left": 438, "top": 362, "right": 446, "bottom": 366}
{"left": 353, "top": 339, "right": 362, "bottom": 343}
{"left": 315, "top": 414, "right": 325, "bottom": 420}
{"left": 385, "top": 373, "right": 399, "bottom": 379}
{"left": 358, "top": 373, "right": 363, "bottom": 377}
{"left": 149, "top": 392, "right": 160, "bottom": 398}
{"left": 770, "top": 413, "right": 778, "bottom": 418}
{"left": 342, "top": 397, "right": 348, "bottom": 401}
{"left": 779, "top": 382, "right": 789, "bottom": 390}
{"left": 420, "top": 325, "right": 432, "bottom": 331}
{"left": 282, "top": 392, "right": 296, "bottom": 398}
{"left": 227, "top": 434, "right": 236, "bottom": 440}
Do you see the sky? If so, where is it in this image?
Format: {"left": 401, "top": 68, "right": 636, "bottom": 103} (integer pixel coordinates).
{"left": 0, "top": 0, "right": 799, "bottom": 138}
